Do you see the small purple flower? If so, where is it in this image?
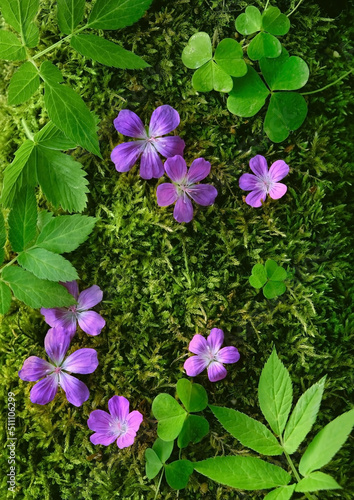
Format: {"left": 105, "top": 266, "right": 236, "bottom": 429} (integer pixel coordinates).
{"left": 156, "top": 155, "right": 218, "bottom": 223}
{"left": 111, "top": 105, "right": 185, "bottom": 180}
{"left": 239, "top": 155, "right": 289, "bottom": 208}
{"left": 184, "top": 328, "right": 240, "bottom": 382}
{"left": 18, "top": 327, "right": 98, "bottom": 406}
{"left": 87, "top": 396, "right": 143, "bottom": 449}
{"left": 40, "top": 281, "right": 105, "bottom": 338}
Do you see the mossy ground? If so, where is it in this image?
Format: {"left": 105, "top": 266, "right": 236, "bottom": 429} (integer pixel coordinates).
{"left": 0, "top": 0, "right": 353, "bottom": 499}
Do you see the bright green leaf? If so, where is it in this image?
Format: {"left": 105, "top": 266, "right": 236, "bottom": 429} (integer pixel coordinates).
{"left": 176, "top": 378, "right": 208, "bottom": 412}
{"left": 235, "top": 6, "right": 262, "bottom": 35}
{"left": 71, "top": 34, "right": 149, "bottom": 69}
{"left": 214, "top": 38, "right": 247, "bottom": 77}
{"left": 145, "top": 448, "right": 163, "bottom": 480}
{"left": 295, "top": 472, "right": 341, "bottom": 492}
{"left": 249, "top": 263, "right": 267, "bottom": 289}
{"left": 88, "top": 0, "right": 153, "bottom": 30}
{"left": 263, "top": 281, "right": 286, "bottom": 299}
{"left": 192, "top": 60, "right": 233, "bottom": 93}
{"left": 165, "top": 460, "right": 194, "bottom": 490}
{"left": 8, "top": 61, "right": 40, "bottom": 105}
{"left": 40, "top": 60, "right": 64, "bottom": 84}
{"left": 8, "top": 188, "right": 37, "bottom": 252}
{"left": 182, "top": 32, "right": 212, "bottom": 69}
{"left": 0, "top": 280, "right": 12, "bottom": 314}
{"left": 34, "top": 121, "right": 77, "bottom": 150}
{"left": 0, "top": 210, "right": 6, "bottom": 265}
{"left": 152, "top": 393, "right": 187, "bottom": 441}
{"left": 195, "top": 456, "right": 291, "bottom": 490}
{"left": 152, "top": 438, "right": 174, "bottom": 464}
{"left": 18, "top": 248, "right": 78, "bottom": 282}
{"left": 37, "top": 211, "right": 54, "bottom": 232}
{"left": 258, "top": 349, "right": 293, "bottom": 436}
{"left": 227, "top": 66, "right": 270, "bottom": 118}
{"left": 264, "top": 485, "right": 296, "bottom": 500}
{"left": 0, "top": 0, "right": 39, "bottom": 47}
{"left": 210, "top": 405, "right": 283, "bottom": 455}
{"left": 177, "top": 414, "right": 209, "bottom": 448}
{"left": 247, "top": 32, "right": 282, "bottom": 61}
{"left": 260, "top": 50, "right": 309, "bottom": 91}
{"left": 265, "top": 260, "right": 287, "bottom": 281}
{"left": 262, "top": 7, "right": 290, "bottom": 36}
{"left": 0, "top": 30, "right": 26, "bottom": 60}
{"left": 264, "top": 92, "right": 308, "bottom": 143}
{"left": 57, "top": 0, "right": 85, "bottom": 34}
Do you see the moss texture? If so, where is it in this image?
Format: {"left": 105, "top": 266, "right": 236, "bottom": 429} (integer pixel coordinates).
{"left": 0, "top": 0, "right": 353, "bottom": 498}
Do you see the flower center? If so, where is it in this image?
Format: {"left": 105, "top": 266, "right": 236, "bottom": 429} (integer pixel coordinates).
{"left": 202, "top": 346, "right": 218, "bottom": 365}
{"left": 54, "top": 366, "right": 62, "bottom": 374}
{"left": 261, "top": 174, "right": 274, "bottom": 193}
{"left": 110, "top": 418, "right": 128, "bottom": 437}
{"left": 68, "top": 305, "right": 77, "bottom": 313}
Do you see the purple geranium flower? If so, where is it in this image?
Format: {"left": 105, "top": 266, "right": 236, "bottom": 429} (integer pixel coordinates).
{"left": 156, "top": 155, "right": 218, "bottom": 223}
{"left": 111, "top": 105, "right": 185, "bottom": 180}
{"left": 239, "top": 155, "right": 289, "bottom": 208}
{"left": 18, "top": 327, "right": 98, "bottom": 406}
{"left": 87, "top": 396, "right": 143, "bottom": 449}
{"left": 184, "top": 328, "right": 240, "bottom": 382}
{"left": 40, "top": 281, "right": 105, "bottom": 338}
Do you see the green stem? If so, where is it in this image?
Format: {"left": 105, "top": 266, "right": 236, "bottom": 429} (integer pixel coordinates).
{"left": 153, "top": 469, "right": 164, "bottom": 500}
{"left": 288, "top": 0, "right": 305, "bottom": 17}
{"left": 283, "top": 449, "right": 316, "bottom": 500}
{"left": 31, "top": 25, "right": 87, "bottom": 61}
{"left": 0, "top": 255, "right": 19, "bottom": 275}
{"left": 301, "top": 69, "right": 353, "bottom": 95}
{"left": 22, "top": 119, "right": 34, "bottom": 141}
{"left": 264, "top": 0, "right": 270, "bottom": 10}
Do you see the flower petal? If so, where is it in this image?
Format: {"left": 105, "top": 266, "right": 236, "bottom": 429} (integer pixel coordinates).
{"left": 153, "top": 136, "right": 185, "bottom": 158}
{"left": 173, "top": 195, "right": 194, "bottom": 223}
{"left": 87, "top": 409, "right": 114, "bottom": 432}
{"left": 108, "top": 396, "right": 130, "bottom": 421}
{"left": 61, "top": 348, "right": 99, "bottom": 374}
{"left": 59, "top": 372, "right": 89, "bottom": 407}
{"left": 18, "top": 356, "right": 54, "bottom": 381}
{"left": 268, "top": 160, "right": 289, "bottom": 182}
{"left": 111, "top": 141, "right": 145, "bottom": 173}
{"left": 269, "top": 182, "right": 287, "bottom": 200}
{"left": 90, "top": 432, "right": 118, "bottom": 446}
{"left": 187, "top": 184, "right": 218, "bottom": 206}
{"left": 140, "top": 143, "right": 164, "bottom": 179}
{"left": 249, "top": 155, "right": 268, "bottom": 178}
{"left": 188, "top": 334, "right": 208, "bottom": 355}
{"left": 156, "top": 183, "right": 178, "bottom": 207}
{"left": 184, "top": 355, "right": 208, "bottom": 377}
{"left": 217, "top": 346, "right": 240, "bottom": 364}
{"left": 77, "top": 311, "right": 106, "bottom": 336}
{"left": 40, "top": 308, "right": 77, "bottom": 336}
{"left": 186, "top": 158, "right": 211, "bottom": 183}
{"left": 61, "top": 280, "right": 79, "bottom": 300}
{"left": 127, "top": 410, "right": 143, "bottom": 433}
{"left": 117, "top": 429, "right": 137, "bottom": 449}
{"left": 44, "top": 327, "right": 71, "bottom": 366}
{"left": 148, "top": 105, "right": 180, "bottom": 137}
{"left": 207, "top": 362, "right": 227, "bottom": 382}
{"left": 245, "top": 189, "right": 267, "bottom": 208}
{"left": 78, "top": 285, "right": 103, "bottom": 310}
{"left": 239, "top": 173, "right": 261, "bottom": 191}
{"left": 164, "top": 155, "right": 187, "bottom": 183}
{"left": 113, "top": 110, "right": 147, "bottom": 138}
{"left": 30, "top": 374, "right": 58, "bottom": 405}
{"left": 207, "top": 328, "right": 224, "bottom": 354}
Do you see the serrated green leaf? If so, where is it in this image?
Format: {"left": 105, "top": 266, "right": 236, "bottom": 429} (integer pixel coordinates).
{"left": 248, "top": 32, "right": 282, "bottom": 61}
{"left": 262, "top": 7, "right": 290, "bottom": 36}
{"left": 182, "top": 32, "right": 212, "bottom": 69}
{"left": 37, "top": 211, "right": 53, "bottom": 232}
{"left": 40, "top": 60, "right": 64, "bottom": 84}
{"left": 265, "top": 260, "right": 287, "bottom": 281}
{"left": 165, "top": 460, "right": 194, "bottom": 490}
{"left": 264, "top": 485, "right": 296, "bottom": 500}
{"left": 0, "top": 280, "right": 12, "bottom": 314}
{"left": 177, "top": 414, "right": 209, "bottom": 448}
{"left": 36, "top": 214, "right": 97, "bottom": 254}
{"left": 18, "top": 248, "right": 78, "bottom": 282}
{"left": 0, "top": 30, "right": 26, "bottom": 60}
{"left": 263, "top": 281, "right": 286, "bottom": 299}
{"left": 264, "top": 92, "right": 308, "bottom": 143}
{"left": 195, "top": 456, "right": 291, "bottom": 490}
{"left": 235, "top": 6, "right": 262, "bottom": 35}
{"left": 36, "top": 147, "right": 89, "bottom": 213}
{"left": 258, "top": 349, "right": 293, "bottom": 435}
{"left": 8, "top": 61, "right": 40, "bottom": 105}
{"left": 0, "top": 0, "right": 39, "bottom": 47}
{"left": 88, "top": 0, "right": 153, "bottom": 30}
{"left": 192, "top": 60, "right": 233, "bottom": 93}
{"left": 214, "top": 38, "right": 247, "bottom": 77}
{"left": 152, "top": 393, "right": 187, "bottom": 441}
{"left": 299, "top": 409, "right": 354, "bottom": 476}
{"left": 2, "top": 266, "right": 75, "bottom": 308}
{"left": 57, "top": 0, "right": 85, "bottom": 34}
{"left": 44, "top": 81, "right": 101, "bottom": 156}
{"left": 152, "top": 438, "right": 174, "bottom": 464}
{"left": 145, "top": 448, "right": 163, "bottom": 480}
{"left": 176, "top": 378, "right": 208, "bottom": 412}
{"left": 34, "top": 122, "right": 77, "bottom": 150}
{"left": 249, "top": 263, "right": 267, "bottom": 289}
{"left": 71, "top": 34, "right": 149, "bottom": 70}
{"left": 0, "top": 210, "right": 6, "bottom": 265}
{"left": 210, "top": 405, "right": 283, "bottom": 455}
{"left": 227, "top": 66, "right": 269, "bottom": 118}
{"left": 260, "top": 50, "right": 309, "bottom": 91}
{"left": 283, "top": 377, "right": 326, "bottom": 454}
{"left": 8, "top": 188, "right": 37, "bottom": 252}
{"left": 295, "top": 472, "right": 341, "bottom": 492}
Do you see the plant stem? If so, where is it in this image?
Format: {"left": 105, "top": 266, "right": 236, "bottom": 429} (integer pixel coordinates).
{"left": 0, "top": 255, "right": 19, "bottom": 275}
{"left": 31, "top": 25, "right": 87, "bottom": 61}
{"left": 264, "top": 0, "right": 270, "bottom": 10}
{"left": 283, "top": 449, "right": 316, "bottom": 500}
{"left": 288, "top": 0, "right": 305, "bottom": 17}
{"left": 301, "top": 69, "right": 353, "bottom": 95}
{"left": 153, "top": 469, "right": 164, "bottom": 500}
{"left": 22, "top": 119, "right": 34, "bottom": 141}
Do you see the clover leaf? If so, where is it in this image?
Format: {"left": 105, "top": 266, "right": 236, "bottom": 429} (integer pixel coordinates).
{"left": 182, "top": 32, "right": 246, "bottom": 92}
{"left": 249, "top": 260, "right": 287, "bottom": 299}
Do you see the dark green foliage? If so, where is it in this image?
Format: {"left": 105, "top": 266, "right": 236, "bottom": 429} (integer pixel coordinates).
{"left": 0, "top": 0, "right": 353, "bottom": 499}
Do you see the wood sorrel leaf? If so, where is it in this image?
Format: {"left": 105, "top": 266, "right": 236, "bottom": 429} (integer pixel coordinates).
{"left": 0, "top": 30, "right": 26, "bottom": 60}
{"left": 258, "top": 349, "right": 293, "bottom": 436}
{"left": 152, "top": 393, "right": 187, "bottom": 441}
{"left": 57, "top": 0, "right": 85, "bottom": 34}
{"left": 0, "top": 280, "right": 12, "bottom": 315}
{"left": 265, "top": 260, "right": 287, "bottom": 282}
{"left": 152, "top": 438, "right": 174, "bottom": 464}
{"left": 181, "top": 32, "right": 212, "bottom": 69}
{"left": 164, "top": 460, "right": 194, "bottom": 490}
{"left": 8, "top": 61, "right": 40, "bottom": 105}
{"left": 264, "top": 485, "right": 296, "bottom": 500}
{"left": 176, "top": 378, "right": 208, "bottom": 412}
{"left": 8, "top": 187, "right": 37, "bottom": 252}
{"left": 263, "top": 281, "right": 286, "bottom": 299}
{"left": 260, "top": 49, "right": 309, "bottom": 91}
{"left": 17, "top": 248, "right": 78, "bottom": 282}
{"left": 299, "top": 409, "right": 354, "bottom": 477}
{"left": 262, "top": 7, "right": 290, "bottom": 36}
{"left": 249, "top": 263, "right": 268, "bottom": 289}
{"left": 227, "top": 66, "right": 269, "bottom": 117}
{"left": 283, "top": 376, "right": 326, "bottom": 454}
{"left": 0, "top": 209, "right": 6, "bottom": 265}
{"left": 195, "top": 456, "right": 291, "bottom": 489}
{"left": 34, "top": 122, "right": 77, "bottom": 150}
{"left": 247, "top": 32, "right": 282, "bottom": 61}
{"left": 177, "top": 414, "right": 209, "bottom": 448}
{"left": 210, "top": 405, "right": 283, "bottom": 455}
{"left": 0, "top": 0, "right": 39, "bottom": 47}
{"left": 295, "top": 472, "right": 341, "bottom": 492}
{"left": 36, "top": 215, "right": 97, "bottom": 254}
{"left": 235, "top": 6, "right": 262, "bottom": 35}
{"left": 71, "top": 34, "right": 149, "bottom": 69}
{"left": 2, "top": 266, "right": 75, "bottom": 308}
{"left": 214, "top": 38, "right": 247, "bottom": 78}
{"left": 264, "top": 92, "right": 308, "bottom": 143}
{"left": 192, "top": 60, "right": 233, "bottom": 93}
{"left": 145, "top": 448, "right": 163, "bottom": 480}
{"left": 88, "top": 0, "right": 153, "bottom": 30}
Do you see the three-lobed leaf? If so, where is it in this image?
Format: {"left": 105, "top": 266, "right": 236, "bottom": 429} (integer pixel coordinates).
{"left": 88, "top": 0, "right": 153, "bottom": 30}
{"left": 8, "top": 188, "right": 37, "bottom": 252}
{"left": 248, "top": 31, "right": 281, "bottom": 61}
{"left": 263, "top": 280, "right": 286, "bottom": 299}
{"left": 227, "top": 66, "right": 269, "bottom": 118}
{"left": 265, "top": 260, "right": 287, "bottom": 281}
{"left": 263, "top": 485, "right": 296, "bottom": 500}
{"left": 17, "top": 248, "right": 78, "bottom": 282}
{"left": 235, "top": 6, "right": 262, "bottom": 35}
{"left": 57, "top": 0, "right": 85, "bottom": 34}
{"left": 164, "top": 460, "right": 194, "bottom": 490}
{"left": 152, "top": 393, "right": 187, "bottom": 441}
{"left": 264, "top": 92, "right": 308, "bottom": 143}
{"left": 176, "top": 378, "right": 208, "bottom": 412}
{"left": 214, "top": 38, "right": 247, "bottom": 78}
{"left": 0, "top": 30, "right": 26, "bottom": 60}
{"left": 177, "top": 414, "right": 209, "bottom": 448}
{"left": 8, "top": 61, "right": 40, "bottom": 105}
{"left": 295, "top": 472, "right": 341, "bottom": 492}
{"left": 249, "top": 263, "right": 267, "bottom": 289}
{"left": 192, "top": 60, "right": 233, "bottom": 93}
{"left": 145, "top": 448, "right": 163, "bottom": 480}
{"left": 260, "top": 49, "right": 309, "bottom": 91}
{"left": 182, "top": 32, "right": 212, "bottom": 69}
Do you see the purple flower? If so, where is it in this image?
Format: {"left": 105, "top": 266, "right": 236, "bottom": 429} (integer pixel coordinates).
{"left": 239, "top": 155, "right": 289, "bottom": 208}
{"left": 87, "top": 396, "right": 143, "bottom": 449}
{"left": 184, "top": 328, "right": 240, "bottom": 382}
{"left": 156, "top": 155, "right": 218, "bottom": 223}
{"left": 111, "top": 105, "right": 185, "bottom": 180}
{"left": 18, "top": 327, "right": 98, "bottom": 406}
{"left": 40, "top": 281, "right": 105, "bottom": 338}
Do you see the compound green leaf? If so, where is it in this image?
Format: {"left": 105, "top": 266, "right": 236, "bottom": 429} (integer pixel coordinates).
{"left": 295, "top": 472, "right": 341, "bottom": 492}
{"left": 227, "top": 66, "right": 269, "bottom": 117}
{"left": 37, "top": 211, "right": 53, "bottom": 232}
{"left": 152, "top": 438, "right": 174, "bottom": 464}
{"left": 0, "top": 210, "right": 6, "bottom": 264}
{"left": 8, "top": 61, "right": 40, "bottom": 105}
{"left": 8, "top": 187, "right": 37, "bottom": 252}
{"left": 88, "top": 0, "right": 153, "bottom": 30}
{"left": 152, "top": 393, "right": 187, "bottom": 441}
{"left": 235, "top": 6, "right": 262, "bottom": 35}
{"left": 0, "top": 0, "right": 39, "bottom": 47}
{"left": 40, "top": 60, "right": 64, "bottom": 84}
{"left": 0, "top": 280, "right": 12, "bottom": 314}
{"left": 214, "top": 38, "right": 247, "bottom": 77}
{"left": 249, "top": 263, "right": 267, "bottom": 289}
{"left": 145, "top": 448, "right": 163, "bottom": 480}
{"left": 262, "top": 7, "right": 290, "bottom": 36}
{"left": 264, "top": 485, "right": 296, "bottom": 500}
{"left": 18, "top": 248, "right": 78, "bottom": 282}
{"left": 248, "top": 32, "right": 281, "bottom": 61}
{"left": 264, "top": 92, "right": 308, "bottom": 143}
{"left": 0, "top": 30, "right": 26, "bottom": 60}
{"left": 182, "top": 31, "right": 212, "bottom": 69}
{"left": 57, "top": 0, "right": 85, "bottom": 34}
{"left": 263, "top": 281, "right": 286, "bottom": 299}
{"left": 165, "top": 460, "right": 194, "bottom": 490}
{"left": 34, "top": 122, "right": 77, "bottom": 150}
{"left": 265, "top": 260, "right": 287, "bottom": 281}
{"left": 176, "top": 378, "right": 208, "bottom": 412}
{"left": 192, "top": 60, "right": 233, "bottom": 93}
{"left": 177, "top": 415, "right": 209, "bottom": 448}
{"left": 260, "top": 50, "right": 309, "bottom": 91}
